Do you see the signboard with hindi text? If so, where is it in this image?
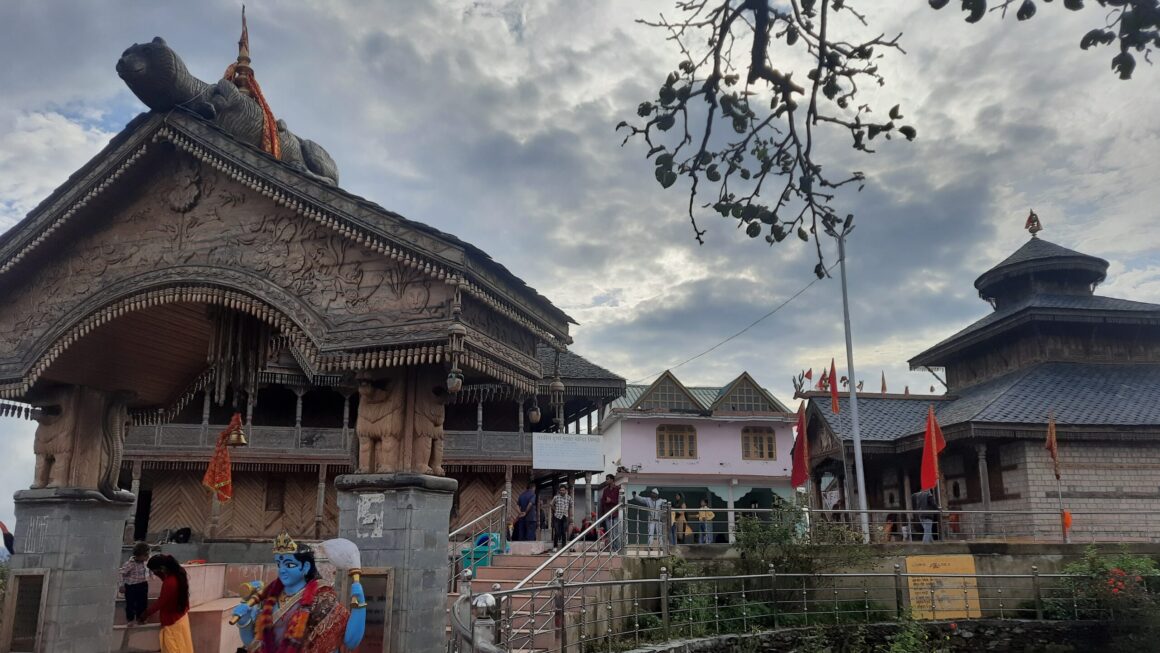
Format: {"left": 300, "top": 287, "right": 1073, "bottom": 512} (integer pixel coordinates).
{"left": 905, "top": 555, "right": 981, "bottom": 620}
{"left": 533, "top": 433, "right": 604, "bottom": 471}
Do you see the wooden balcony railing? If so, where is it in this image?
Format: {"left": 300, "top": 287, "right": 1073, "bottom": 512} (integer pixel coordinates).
{"left": 125, "top": 426, "right": 532, "bottom": 460}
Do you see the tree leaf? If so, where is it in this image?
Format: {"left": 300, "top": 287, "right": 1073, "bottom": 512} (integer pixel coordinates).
{"left": 929, "top": 0, "right": 951, "bottom": 8}
{"left": 655, "top": 167, "right": 678, "bottom": 188}
{"left": 898, "top": 126, "right": 917, "bottom": 141}
{"left": 706, "top": 165, "right": 721, "bottom": 182}
{"left": 1112, "top": 51, "right": 1135, "bottom": 80}
{"left": 746, "top": 222, "right": 762, "bottom": 238}
{"left": 1017, "top": 0, "right": 1036, "bottom": 20}
{"left": 647, "top": 145, "right": 665, "bottom": 157}
{"left": 798, "top": 227, "right": 809, "bottom": 241}
{"left": 889, "top": 105, "right": 902, "bottom": 120}
{"left": 656, "top": 114, "right": 676, "bottom": 131}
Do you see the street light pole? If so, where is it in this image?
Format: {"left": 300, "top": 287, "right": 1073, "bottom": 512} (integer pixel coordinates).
{"left": 836, "top": 227, "right": 871, "bottom": 543}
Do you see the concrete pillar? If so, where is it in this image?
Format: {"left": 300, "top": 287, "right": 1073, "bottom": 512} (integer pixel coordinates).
{"left": 336, "top": 474, "right": 457, "bottom": 653}
{"left": 5, "top": 490, "right": 133, "bottom": 653}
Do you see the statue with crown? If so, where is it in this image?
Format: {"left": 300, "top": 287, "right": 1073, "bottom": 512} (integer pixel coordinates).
{"left": 230, "top": 532, "right": 366, "bottom": 652}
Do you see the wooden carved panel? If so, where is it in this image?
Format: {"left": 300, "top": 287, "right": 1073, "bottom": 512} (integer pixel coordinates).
{"left": 460, "top": 296, "right": 538, "bottom": 360}
{"left": 0, "top": 150, "right": 454, "bottom": 375}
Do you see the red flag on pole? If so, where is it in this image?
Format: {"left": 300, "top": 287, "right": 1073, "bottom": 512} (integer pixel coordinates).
{"left": 791, "top": 402, "right": 810, "bottom": 488}
{"left": 203, "top": 412, "right": 239, "bottom": 502}
{"left": 920, "top": 405, "right": 945, "bottom": 491}
{"left": 1045, "top": 411, "right": 1061, "bottom": 481}
{"left": 804, "top": 368, "right": 813, "bottom": 381}
{"left": 828, "top": 358, "right": 840, "bottom": 413}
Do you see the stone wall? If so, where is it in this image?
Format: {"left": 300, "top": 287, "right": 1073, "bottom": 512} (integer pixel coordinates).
{"left": 1023, "top": 440, "right": 1160, "bottom": 541}
{"left": 624, "top": 620, "right": 1127, "bottom": 653}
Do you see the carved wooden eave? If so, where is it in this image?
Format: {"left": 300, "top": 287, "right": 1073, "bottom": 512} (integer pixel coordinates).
{"left": 0, "top": 110, "right": 574, "bottom": 406}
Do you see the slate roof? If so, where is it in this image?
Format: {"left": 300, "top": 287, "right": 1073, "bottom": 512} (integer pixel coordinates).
{"left": 910, "top": 293, "right": 1160, "bottom": 367}
{"left": 974, "top": 237, "right": 1108, "bottom": 298}
{"left": 611, "top": 382, "right": 783, "bottom": 413}
{"left": 535, "top": 345, "right": 624, "bottom": 383}
{"left": 611, "top": 384, "right": 723, "bottom": 411}
{"left": 812, "top": 395, "right": 939, "bottom": 442}
{"left": 814, "top": 362, "right": 1160, "bottom": 445}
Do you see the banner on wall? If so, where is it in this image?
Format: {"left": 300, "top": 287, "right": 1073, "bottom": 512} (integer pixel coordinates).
{"left": 533, "top": 433, "right": 604, "bottom": 471}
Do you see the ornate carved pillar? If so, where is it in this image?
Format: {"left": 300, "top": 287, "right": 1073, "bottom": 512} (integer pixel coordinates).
{"left": 341, "top": 390, "right": 353, "bottom": 447}
{"left": 517, "top": 395, "right": 525, "bottom": 433}
{"left": 201, "top": 390, "right": 211, "bottom": 444}
{"left": 476, "top": 398, "right": 484, "bottom": 433}
{"left": 124, "top": 459, "right": 143, "bottom": 544}
{"left": 315, "top": 463, "right": 328, "bottom": 539}
{"left": 294, "top": 386, "right": 305, "bottom": 442}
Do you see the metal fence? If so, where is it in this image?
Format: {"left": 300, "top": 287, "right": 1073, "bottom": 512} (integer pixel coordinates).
{"left": 450, "top": 566, "right": 1160, "bottom": 653}
{"left": 449, "top": 492, "right": 509, "bottom": 593}
{"left": 675, "top": 508, "right": 1160, "bottom": 545}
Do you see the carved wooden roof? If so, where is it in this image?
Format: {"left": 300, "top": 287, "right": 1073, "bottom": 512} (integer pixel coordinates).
{"left": 0, "top": 110, "right": 577, "bottom": 404}
{"left": 0, "top": 110, "right": 573, "bottom": 340}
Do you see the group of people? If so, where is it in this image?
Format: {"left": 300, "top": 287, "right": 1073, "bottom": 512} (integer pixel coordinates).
{"left": 117, "top": 544, "right": 196, "bottom": 652}
{"left": 626, "top": 489, "right": 718, "bottom": 545}
{"left": 511, "top": 474, "right": 625, "bottom": 552}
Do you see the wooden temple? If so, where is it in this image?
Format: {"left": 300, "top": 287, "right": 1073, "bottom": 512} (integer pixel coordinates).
{"left": 121, "top": 342, "right": 624, "bottom": 541}
{"left": 801, "top": 234, "right": 1160, "bottom": 538}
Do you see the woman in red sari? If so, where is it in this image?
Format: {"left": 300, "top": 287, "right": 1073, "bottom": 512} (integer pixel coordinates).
{"left": 142, "top": 554, "right": 195, "bottom": 653}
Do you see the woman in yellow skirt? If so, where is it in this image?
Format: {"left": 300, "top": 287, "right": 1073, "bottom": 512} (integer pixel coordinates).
{"left": 142, "top": 554, "right": 195, "bottom": 653}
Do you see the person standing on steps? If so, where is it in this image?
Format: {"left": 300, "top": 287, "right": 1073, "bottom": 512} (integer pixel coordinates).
{"left": 911, "top": 489, "right": 941, "bottom": 543}
{"left": 516, "top": 480, "right": 539, "bottom": 542}
{"left": 142, "top": 554, "right": 194, "bottom": 653}
{"left": 550, "top": 483, "right": 573, "bottom": 552}
{"left": 119, "top": 541, "right": 152, "bottom": 626}
{"left": 599, "top": 474, "right": 622, "bottom": 551}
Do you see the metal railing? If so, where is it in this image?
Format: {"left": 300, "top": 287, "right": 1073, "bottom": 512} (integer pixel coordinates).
{"left": 674, "top": 508, "right": 1160, "bottom": 545}
{"left": 449, "top": 491, "right": 509, "bottom": 593}
{"left": 451, "top": 565, "right": 1160, "bottom": 653}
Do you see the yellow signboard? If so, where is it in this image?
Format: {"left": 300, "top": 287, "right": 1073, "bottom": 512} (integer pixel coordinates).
{"left": 905, "top": 554, "right": 981, "bottom": 619}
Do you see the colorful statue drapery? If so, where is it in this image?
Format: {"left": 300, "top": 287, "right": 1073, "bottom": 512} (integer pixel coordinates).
{"left": 232, "top": 533, "right": 366, "bottom": 652}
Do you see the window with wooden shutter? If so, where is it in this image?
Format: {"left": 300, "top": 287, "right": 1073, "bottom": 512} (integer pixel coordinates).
{"left": 741, "top": 427, "right": 777, "bottom": 460}
{"left": 656, "top": 424, "right": 697, "bottom": 459}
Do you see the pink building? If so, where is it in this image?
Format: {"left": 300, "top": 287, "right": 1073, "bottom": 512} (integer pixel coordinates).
{"left": 599, "top": 371, "right": 795, "bottom": 542}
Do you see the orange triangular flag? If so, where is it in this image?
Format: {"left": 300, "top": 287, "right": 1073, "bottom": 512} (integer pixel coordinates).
{"left": 920, "top": 405, "right": 946, "bottom": 491}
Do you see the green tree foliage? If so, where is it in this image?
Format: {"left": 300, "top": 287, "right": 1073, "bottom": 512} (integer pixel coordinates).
{"left": 620, "top": 0, "right": 1158, "bottom": 271}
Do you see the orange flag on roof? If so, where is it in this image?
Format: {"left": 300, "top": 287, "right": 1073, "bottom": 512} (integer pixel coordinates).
{"left": 791, "top": 402, "right": 810, "bottom": 488}
{"left": 828, "top": 358, "right": 840, "bottom": 413}
{"left": 881, "top": 371, "right": 887, "bottom": 396}
{"left": 202, "top": 412, "right": 239, "bottom": 502}
{"left": 920, "top": 404, "right": 946, "bottom": 491}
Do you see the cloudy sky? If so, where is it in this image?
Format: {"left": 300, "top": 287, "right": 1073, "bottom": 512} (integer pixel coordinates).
{"left": 0, "top": 1, "right": 1157, "bottom": 526}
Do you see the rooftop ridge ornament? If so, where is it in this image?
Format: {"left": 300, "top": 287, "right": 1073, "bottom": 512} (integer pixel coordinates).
{"left": 223, "top": 6, "right": 281, "bottom": 159}
{"left": 1025, "top": 209, "right": 1042, "bottom": 238}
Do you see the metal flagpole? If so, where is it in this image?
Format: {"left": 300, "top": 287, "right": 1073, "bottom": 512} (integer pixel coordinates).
{"left": 836, "top": 227, "right": 871, "bottom": 543}
{"left": 1057, "top": 476, "right": 1068, "bottom": 543}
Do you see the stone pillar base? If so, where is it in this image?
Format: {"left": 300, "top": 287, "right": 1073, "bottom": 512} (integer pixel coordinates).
{"left": 4, "top": 488, "right": 133, "bottom": 653}
{"left": 336, "top": 473, "right": 457, "bottom": 653}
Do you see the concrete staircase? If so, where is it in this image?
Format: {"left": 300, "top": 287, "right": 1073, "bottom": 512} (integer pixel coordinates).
{"left": 450, "top": 552, "right": 626, "bottom": 652}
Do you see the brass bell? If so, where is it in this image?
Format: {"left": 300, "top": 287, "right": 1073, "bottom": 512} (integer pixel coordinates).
{"left": 227, "top": 422, "right": 248, "bottom": 447}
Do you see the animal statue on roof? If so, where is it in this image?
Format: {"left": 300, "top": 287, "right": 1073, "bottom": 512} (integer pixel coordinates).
{"left": 116, "top": 35, "right": 340, "bottom": 186}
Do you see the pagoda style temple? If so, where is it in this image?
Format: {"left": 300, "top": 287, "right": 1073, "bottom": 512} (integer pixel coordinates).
{"left": 803, "top": 234, "right": 1160, "bottom": 538}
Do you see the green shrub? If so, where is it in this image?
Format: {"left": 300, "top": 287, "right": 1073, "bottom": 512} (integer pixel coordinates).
{"left": 1048, "top": 545, "right": 1160, "bottom": 622}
